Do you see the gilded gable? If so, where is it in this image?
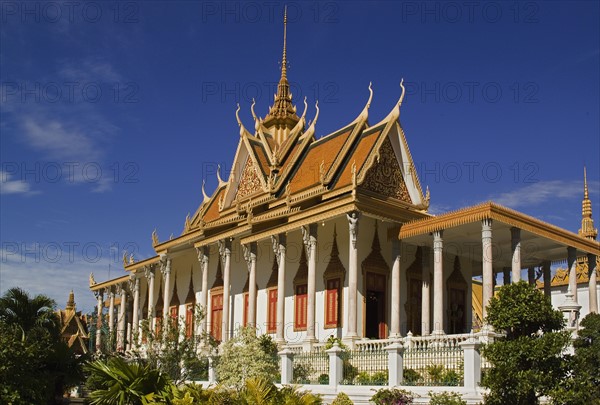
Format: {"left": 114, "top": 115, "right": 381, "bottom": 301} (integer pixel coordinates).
{"left": 235, "top": 158, "right": 263, "bottom": 200}
{"left": 361, "top": 137, "right": 411, "bottom": 203}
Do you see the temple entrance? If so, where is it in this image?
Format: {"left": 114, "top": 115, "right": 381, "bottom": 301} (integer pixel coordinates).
{"left": 365, "top": 272, "right": 386, "bottom": 339}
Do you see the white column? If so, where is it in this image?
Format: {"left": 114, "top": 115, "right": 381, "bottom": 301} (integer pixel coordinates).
{"left": 243, "top": 242, "right": 257, "bottom": 327}
{"left": 510, "top": 227, "right": 521, "bottom": 282}
{"left": 160, "top": 255, "right": 172, "bottom": 321}
{"left": 303, "top": 224, "right": 318, "bottom": 345}
{"left": 459, "top": 337, "right": 481, "bottom": 392}
{"left": 274, "top": 234, "right": 287, "bottom": 344}
{"left": 131, "top": 275, "right": 140, "bottom": 341}
{"left": 108, "top": 288, "right": 115, "bottom": 339}
{"left": 567, "top": 247, "right": 578, "bottom": 303}
{"left": 95, "top": 289, "right": 104, "bottom": 351}
{"left": 345, "top": 212, "right": 359, "bottom": 342}
{"left": 421, "top": 246, "right": 431, "bottom": 336}
{"left": 482, "top": 219, "right": 494, "bottom": 320}
{"left": 117, "top": 285, "right": 127, "bottom": 351}
{"left": 145, "top": 266, "right": 155, "bottom": 328}
{"left": 390, "top": 239, "right": 401, "bottom": 339}
{"left": 219, "top": 239, "right": 232, "bottom": 343}
{"left": 589, "top": 254, "right": 598, "bottom": 314}
{"left": 432, "top": 231, "right": 444, "bottom": 335}
{"left": 197, "top": 247, "right": 210, "bottom": 334}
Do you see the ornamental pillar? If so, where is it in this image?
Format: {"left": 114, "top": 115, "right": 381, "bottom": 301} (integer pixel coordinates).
{"left": 94, "top": 289, "right": 104, "bottom": 351}
{"left": 273, "top": 234, "right": 287, "bottom": 344}
{"left": 243, "top": 242, "right": 258, "bottom": 328}
{"left": 432, "top": 230, "right": 444, "bottom": 335}
{"left": 390, "top": 238, "right": 401, "bottom": 339}
{"left": 589, "top": 254, "right": 598, "bottom": 314}
{"left": 145, "top": 266, "right": 155, "bottom": 328}
{"left": 302, "top": 224, "right": 318, "bottom": 346}
{"left": 218, "top": 239, "right": 232, "bottom": 343}
{"left": 559, "top": 247, "right": 581, "bottom": 331}
{"left": 160, "top": 254, "right": 172, "bottom": 322}
{"left": 196, "top": 247, "right": 210, "bottom": 333}
{"left": 510, "top": 227, "right": 521, "bottom": 282}
{"left": 130, "top": 275, "right": 140, "bottom": 342}
{"left": 108, "top": 288, "right": 115, "bottom": 340}
{"left": 421, "top": 246, "right": 431, "bottom": 336}
{"left": 117, "top": 285, "right": 127, "bottom": 351}
{"left": 345, "top": 212, "right": 359, "bottom": 343}
{"left": 482, "top": 219, "right": 494, "bottom": 320}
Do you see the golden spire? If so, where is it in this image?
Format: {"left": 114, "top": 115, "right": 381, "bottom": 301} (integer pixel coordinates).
{"left": 66, "top": 290, "right": 75, "bottom": 311}
{"left": 263, "top": 5, "right": 300, "bottom": 144}
{"left": 579, "top": 166, "right": 598, "bottom": 240}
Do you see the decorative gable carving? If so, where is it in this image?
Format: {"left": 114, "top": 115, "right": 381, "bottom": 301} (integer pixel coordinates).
{"left": 362, "top": 137, "right": 411, "bottom": 203}
{"left": 235, "top": 158, "right": 262, "bottom": 201}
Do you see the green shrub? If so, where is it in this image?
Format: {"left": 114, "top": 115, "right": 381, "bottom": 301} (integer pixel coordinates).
{"left": 429, "top": 391, "right": 467, "bottom": 405}
{"left": 371, "top": 370, "right": 388, "bottom": 385}
{"left": 318, "top": 373, "right": 329, "bottom": 385}
{"left": 355, "top": 371, "right": 371, "bottom": 385}
{"left": 216, "top": 327, "right": 278, "bottom": 388}
{"left": 370, "top": 387, "right": 414, "bottom": 404}
{"left": 403, "top": 369, "right": 421, "bottom": 385}
{"left": 293, "top": 362, "right": 311, "bottom": 384}
{"left": 331, "top": 391, "right": 354, "bottom": 405}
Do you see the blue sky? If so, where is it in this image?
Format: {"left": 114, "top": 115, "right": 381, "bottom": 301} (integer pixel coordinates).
{"left": 1, "top": 1, "right": 599, "bottom": 313}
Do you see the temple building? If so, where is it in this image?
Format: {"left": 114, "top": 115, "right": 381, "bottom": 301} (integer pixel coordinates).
{"left": 88, "top": 13, "right": 599, "bottom": 360}
{"left": 56, "top": 290, "right": 90, "bottom": 355}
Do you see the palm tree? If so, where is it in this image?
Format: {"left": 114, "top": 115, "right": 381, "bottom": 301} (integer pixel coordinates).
{"left": 0, "top": 287, "right": 58, "bottom": 338}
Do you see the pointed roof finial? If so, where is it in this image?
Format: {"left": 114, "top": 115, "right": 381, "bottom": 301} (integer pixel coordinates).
{"left": 66, "top": 290, "right": 75, "bottom": 311}
{"left": 263, "top": 6, "right": 299, "bottom": 141}
{"left": 579, "top": 165, "right": 598, "bottom": 240}
{"left": 282, "top": 5, "right": 288, "bottom": 79}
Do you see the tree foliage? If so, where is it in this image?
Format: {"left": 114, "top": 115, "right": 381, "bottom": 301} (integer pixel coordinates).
{"left": 551, "top": 312, "right": 600, "bottom": 405}
{"left": 216, "top": 326, "right": 279, "bottom": 388}
{"left": 481, "top": 281, "right": 570, "bottom": 405}
{"left": 0, "top": 287, "right": 85, "bottom": 405}
{"left": 130, "top": 304, "right": 215, "bottom": 384}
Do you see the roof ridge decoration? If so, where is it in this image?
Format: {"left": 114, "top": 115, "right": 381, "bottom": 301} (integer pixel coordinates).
{"left": 579, "top": 166, "right": 598, "bottom": 240}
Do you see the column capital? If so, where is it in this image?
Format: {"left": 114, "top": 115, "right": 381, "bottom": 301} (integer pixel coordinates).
{"left": 433, "top": 230, "right": 443, "bottom": 250}
{"left": 196, "top": 246, "right": 209, "bottom": 266}
{"left": 218, "top": 238, "right": 232, "bottom": 258}
{"left": 129, "top": 274, "right": 140, "bottom": 292}
{"left": 93, "top": 288, "right": 104, "bottom": 299}
{"left": 346, "top": 211, "right": 360, "bottom": 248}
{"left": 242, "top": 242, "right": 257, "bottom": 271}
{"left": 271, "top": 235, "right": 286, "bottom": 264}
{"left": 301, "top": 224, "right": 317, "bottom": 258}
{"left": 144, "top": 264, "right": 155, "bottom": 279}
{"left": 159, "top": 254, "right": 171, "bottom": 276}
{"left": 510, "top": 226, "right": 520, "bottom": 239}
{"left": 482, "top": 218, "right": 493, "bottom": 233}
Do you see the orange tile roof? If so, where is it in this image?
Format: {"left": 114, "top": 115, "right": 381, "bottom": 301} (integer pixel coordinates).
{"left": 203, "top": 187, "right": 226, "bottom": 222}
{"left": 249, "top": 139, "right": 270, "bottom": 177}
{"left": 334, "top": 126, "right": 383, "bottom": 190}
{"left": 288, "top": 127, "right": 354, "bottom": 193}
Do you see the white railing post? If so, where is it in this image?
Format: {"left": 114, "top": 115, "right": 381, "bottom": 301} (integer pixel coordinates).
{"left": 385, "top": 340, "right": 405, "bottom": 386}
{"left": 208, "top": 356, "right": 217, "bottom": 383}
{"left": 459, "top": 336, "right": 481, "bottom": 392}
{"left": 279, "top": 346, "right": 294, "bottom": 385}
{"left": 325, "top": 342, "right": 344, "bottom": 387}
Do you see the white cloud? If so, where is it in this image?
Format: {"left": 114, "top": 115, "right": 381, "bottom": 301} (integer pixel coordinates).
{"left": 0, "top": 171, "right": 37, "bottom": 195}
{"left": 490, "top": 180, "right": 599, "bottom": 209}
{"left": 21, "top": 117, "right": 101, "bottom": 162}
